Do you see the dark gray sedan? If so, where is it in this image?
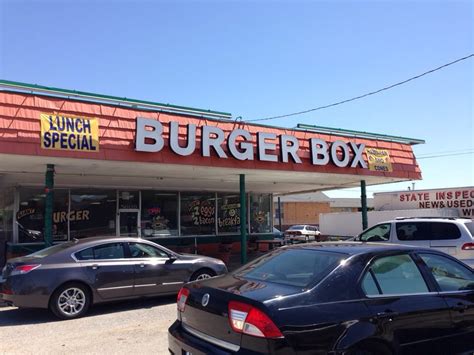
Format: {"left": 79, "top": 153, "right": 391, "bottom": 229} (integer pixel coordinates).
{"left": 0, "top": 237, "right": 227, "bottom": 319}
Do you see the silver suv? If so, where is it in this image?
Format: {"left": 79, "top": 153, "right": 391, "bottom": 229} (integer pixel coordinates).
{"left": 356, "top": 217, "right": 474, "bottom": 267}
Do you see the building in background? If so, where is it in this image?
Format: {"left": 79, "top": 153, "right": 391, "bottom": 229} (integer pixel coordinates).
{"left": 273, "top": 192, "right": 374, "bottom": 231}
{"left": 374, "top": 187, "right": 474, "bottom": 218}
{"left": 318, "top": 186, "right": 473, "bottom": 238}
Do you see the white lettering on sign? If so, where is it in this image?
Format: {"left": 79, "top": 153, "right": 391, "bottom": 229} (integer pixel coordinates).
{"left": 310, "top": 138, "right": 330, "bottom": 165}
{"left": 169, "top": 122, "right": 196, "bottom": 156}
{"left": 227, "top": 129, "right": 254, "bottom": 161}
{"left": 135, "top": 117, "right": 164, "bottom": 152}
{"left": 135, "top": 117, "right": 375, "bottom": 169}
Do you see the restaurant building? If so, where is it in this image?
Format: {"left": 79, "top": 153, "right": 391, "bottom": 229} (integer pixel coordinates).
{"left": 0, "top": 80, "right": 424, "bottom": 266}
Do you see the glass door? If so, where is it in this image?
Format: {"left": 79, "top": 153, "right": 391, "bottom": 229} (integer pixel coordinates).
{"left": 119, "top": 211, "right": 139, "bottom": 237}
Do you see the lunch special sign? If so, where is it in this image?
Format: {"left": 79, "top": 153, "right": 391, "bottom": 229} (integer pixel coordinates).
{"left": 40, "top": 113, "right": 99, "bottom": 152}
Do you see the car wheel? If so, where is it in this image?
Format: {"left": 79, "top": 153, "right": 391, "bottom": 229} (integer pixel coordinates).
{"left": 191, "top": 268, "right": 216, "bottom": 281}
{"left": 50, "top": 282, "right": 91, "bottom": 320}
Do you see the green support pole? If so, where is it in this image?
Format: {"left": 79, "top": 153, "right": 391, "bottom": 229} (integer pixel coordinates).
{"left": 240, "top": 174, "right": 247, "bottom": 265}
{"left": 44, "top": 164, "right": 55, "bottom": 247}
{"left": 277, "top": 197, "right": 282, "bottom": 231}
{"left": 361, "top": 180, "right": 368, "bottom": 231}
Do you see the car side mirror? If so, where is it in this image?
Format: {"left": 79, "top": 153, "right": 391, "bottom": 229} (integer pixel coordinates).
{"left": 166, "top": 255, "right": 178, "bottom": 264}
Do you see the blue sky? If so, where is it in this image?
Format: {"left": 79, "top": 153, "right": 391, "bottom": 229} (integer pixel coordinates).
{"left": 1, "top": 0, "right": 472, "bottom": 197}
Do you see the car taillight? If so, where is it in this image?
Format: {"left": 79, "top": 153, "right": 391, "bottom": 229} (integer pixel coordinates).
{"left": 462, "top": 243, "right": 474, "bottom": 250}
{"left": 228, "top": 301, "right": 283, "bottom": 339}
{"left": 177, "top": 287, "right": 190, "bottom": 312}
{"left": 11, "top": 264, "right": 41, "bottom": 276}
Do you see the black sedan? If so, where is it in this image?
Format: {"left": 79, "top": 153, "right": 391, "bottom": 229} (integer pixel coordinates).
{"left": 0, "top": 237, "right": 227, "bottom": 319}
{"left": 168, "top": 242, "right": 474, "bottom": 355}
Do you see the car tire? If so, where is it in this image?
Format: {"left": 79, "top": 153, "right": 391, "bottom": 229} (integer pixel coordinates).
{"left": 50, "top": 282, "right": 91, "bottom": 320}
{"left": 190, "top": 268, "right": 216, "bottom": 281}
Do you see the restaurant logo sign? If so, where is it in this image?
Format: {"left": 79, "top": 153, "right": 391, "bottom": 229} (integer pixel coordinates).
{"left": 366, "top": 148, "right": 393, "bottom": 172}
{"left": 40, "top": 113, "right": 99, "bottom": 152}
{"left": 135, "top": 117, "right": 370, "bottom": 169}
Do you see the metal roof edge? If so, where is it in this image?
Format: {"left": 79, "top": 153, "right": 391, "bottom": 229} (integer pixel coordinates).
{"left": 296, "top": 123, "right": 425, "bottom": 145}
{"left": 0, "top": 79, "right": 232, "bottom": 119}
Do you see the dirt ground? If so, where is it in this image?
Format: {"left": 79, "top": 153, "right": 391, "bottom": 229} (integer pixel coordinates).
{"left": 0, "top": 296, "right": 177, "bottom": 355}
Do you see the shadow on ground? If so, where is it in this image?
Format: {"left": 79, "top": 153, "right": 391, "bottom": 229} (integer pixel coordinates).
{"left": 0, "top": 295, "right": 176, "bottom": 327}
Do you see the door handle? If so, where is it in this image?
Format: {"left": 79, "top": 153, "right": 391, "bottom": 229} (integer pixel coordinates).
{"left": 91, "top": 264, "right": 99, "bottom": 270}
{"left": 375, "top": 310, "right": 399, "bottom": 321}
{"left": 138, "top": 263, "right": 145, "bottom": 268}
{"left": 452, "top": 303, "right": 468, "bottom": 312}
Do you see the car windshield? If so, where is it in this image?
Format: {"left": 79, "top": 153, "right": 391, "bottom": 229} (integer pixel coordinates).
{"left": 289, "top": 225, "right": 305, "bottom": 230}
{"left": 238, "top": 249, "right": 346, "bottom": 288}
{"left": 28, "top": 242, "right": 75, "bottom": 258}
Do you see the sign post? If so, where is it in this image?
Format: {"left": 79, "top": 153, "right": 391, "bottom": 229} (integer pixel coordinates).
{"left": 44, "top": 164, "right": 55, "bottom": 247}
{"left": 361, "top": 180, "right": 368, "bottom": 231}
{"left": 240, "top": 174, "right": 247, "bottom": 265}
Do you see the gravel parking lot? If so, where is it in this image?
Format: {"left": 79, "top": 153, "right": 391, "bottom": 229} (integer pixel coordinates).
{"left": 0, "top": 296, "right": 177, "bottom": 355}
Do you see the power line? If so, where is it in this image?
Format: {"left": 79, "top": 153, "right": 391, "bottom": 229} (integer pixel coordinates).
{"left": 417, "top": 151, "right": 474, "bottom": 160}
{"left": 417, "top": 148, "right": 474, "bottom": 157}
{"left": 245, "top": 53, "right": 474, "bottom": 123}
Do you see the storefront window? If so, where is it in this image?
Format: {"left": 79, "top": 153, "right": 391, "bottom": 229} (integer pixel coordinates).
{"left": 70, "top": 189, "right": 116, "bottom": 239}
{"left": 250, "top": 193, "right": 272, "bottom": 234}
{"left": 217, "top": 193, "right": 241, "bottom": 234}
{"left": 0, "top": 188, "right": 14, "bottom": 259}
{"left": 17, "top": 188, "right": 70, "bottom": 243}
{"left": 141, "top": 191, "right": 178, "bottom": 238}
{"left": 180, "top": 193, "right": 216, "bottom": 235}
{"left": 17, "top": 188, "right": 46, "bottom": 243}
{"left": 119, "top": 191, "right": 139, "bottom": 209}
{"left": 52, "top": 190, "right": 69, "bottom": 241}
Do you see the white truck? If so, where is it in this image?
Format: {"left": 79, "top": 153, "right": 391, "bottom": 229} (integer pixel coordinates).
{"left": 319, "top": 208, "right": 459, "bottom": 238}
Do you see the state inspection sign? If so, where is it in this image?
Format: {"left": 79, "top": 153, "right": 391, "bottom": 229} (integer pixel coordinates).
{"left": 40, "top": 113, "right": 99, "bottom": 152}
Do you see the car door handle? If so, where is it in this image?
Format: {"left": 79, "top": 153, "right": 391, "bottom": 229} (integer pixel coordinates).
{"left": 138, "top": 263, "right": 145, "bottom": 268}
{"left": 91, "top": 264, "right": 99, "bottom": 270}
{"left": 375, "top": 310, "right": 399, "bottom": 321}
{"left": 452, "top": 303, "right": 468, "bottom": 312}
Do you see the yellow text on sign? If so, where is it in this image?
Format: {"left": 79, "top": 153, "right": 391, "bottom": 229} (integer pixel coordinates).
{"left": 40, "top": 114, "right": 99, "bottom": 152}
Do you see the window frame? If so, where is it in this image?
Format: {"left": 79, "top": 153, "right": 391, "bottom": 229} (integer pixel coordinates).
{"left": 416, "top": 251, "right": 474, "bottom": 294}
{"left": 395, "top": 221, "right": 462, "bottom": 242}
{"left": 357, "top": 223, "right": 392, "bottom": 242}
{"left": 358, "top": 251, "right": 437, "bottom": 298}
{"left": 125, "top": 242, "right": 171, "bottom": 259}
{"left": 72, "top": 242, "right": 127, "bottom": 262}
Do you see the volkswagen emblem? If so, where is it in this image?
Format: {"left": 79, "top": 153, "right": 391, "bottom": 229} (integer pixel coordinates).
{"left": 201, "top": 293, "right": 210, "bottom": 307}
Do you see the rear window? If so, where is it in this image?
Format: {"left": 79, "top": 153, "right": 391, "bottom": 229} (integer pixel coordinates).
{"left": 28, "top": 242, "right": 74, "bottom": 258}
{"left": 75, "top": 243, "right": 125, "bottom": 260}
{"left": 289, "top": 225, "right": 305, "bottom": 230}
{"left": 238, "top": 249, "right": 346, "bottom": 287}
{"left": 396, "top": 222, "right": 461, "bottom": 241}
{"left": 464, "top": 222, "right": 474, "bottom": 237}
